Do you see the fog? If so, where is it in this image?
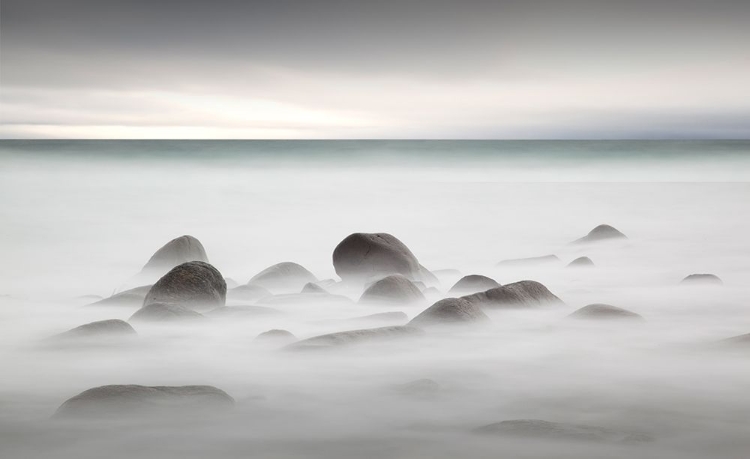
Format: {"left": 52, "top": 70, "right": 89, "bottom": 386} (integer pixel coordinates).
{"left": 1, "top": 141, "right": 749, "bottom": 458}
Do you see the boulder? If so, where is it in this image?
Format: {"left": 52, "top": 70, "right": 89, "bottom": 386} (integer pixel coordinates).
{"left": 567, "top": 304, "right": 644, "bottom": 322}
{"left": 496, "top": 255, "right": 560, "bottom": 267}
{"left": 129, "top": 303, "right": 205, "bottom": 322}
{"left": 54, "top": 385, "right": 234, "bottom": 419}
{"left": 573, "top": 224, "right": 627, "bottom": 244}
{"left": 226, "top": 284, "right": 272, "bottom": 302}
{"left": 448, "top": 275, "right": 500, "bottom": 295}
{"left": 55, "top": 319, "right": 136, "bottom": 339}
{"left": 248, "top": 262, "right": 317, "bottom": 292}
{"left": 680, "top": 274, "right": 723, "bottom": 286}
{"left": 462, "top": 280, "right": 563, "bottom": 309}
{"left": 141, "top": 235, "right": 209, "bottom": 273}
{"left": 332, "top": 233, "right": 423, "bottom": 282}
{"left": 142, "top": 261, "right": 226, "bottom": 312}
{"left": 285, "top": 326, "right": 423, "bottom": 351}
{"left": 255, "top": 329, "right": 296, "bottom": 345}
{"left": 473, "top": 419, "right": 652, "bottom": 444}
{"left": 409, "top": 298, "right": 489, "bottom": 327}
{"left": 567, "top": 256, "right": 595, "bottom": 268}
{"left": 301, "top": 282, "right": 327, "bottom": 294}
{"left": 87, "top": 285, "right": 152, "bottom": 308}
{"left": 359, "top": 275, "right": 426, "bottom": 305}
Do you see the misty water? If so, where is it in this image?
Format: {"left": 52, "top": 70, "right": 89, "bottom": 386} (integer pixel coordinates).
{"left": 1, "top": 140, "right": 750, "bottom": 459}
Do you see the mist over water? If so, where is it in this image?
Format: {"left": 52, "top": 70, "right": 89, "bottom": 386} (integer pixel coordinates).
{"left": 1, "top": 140, "right": 750, "bottom": 459}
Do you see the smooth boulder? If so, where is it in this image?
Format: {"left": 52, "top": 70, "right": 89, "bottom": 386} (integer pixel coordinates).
{"left": 474, "top": 419, "right": 652, "bottom": 444}
{"left": 573, "top": 224, "right": 627, "bottom": 244}
{"left": 301, "top": 282, "right": 327, "bottom": 294}
{"left": 332, "top": 233, "right": 423, "bottom": 282}
{"left": 142, "top": 261, "right": 226, "bottom": 312}
{"left": 680, "top": 273, "right": 723, "bottom": 286}
{"left": 142, "top": 235, "right": 209, "bottom": 273}
{"left": 567, "top": 256, "right": 594, "bottom": 268}
{"left": 129, "top": 303, "right": 205, "bottom": 322}
{"left": 55, "top": 319, "right": 136, "bottom": 339}
{"left": 285, "top": 326, "right": 423, "bottom": 351}
{"left": 248, "top": 262, "right": 317, "bottom": 292}
{"left": 567, "top": 304, "right": 644, "bottom": 322}
{"left": 54, "top": 385, "right": 234, "bottom": 419}
{"left": 359, "top": 275, "right": 426, "bottom": 305}
{"left": 448, "top": 275, "right": 500, "bottom": 295}
{"left": 409, "top": 298, "right": 489, "bottom": 327}
{"left": 255, "top": 329, "right": 297, "bottom": 345}
{"left": 462, "top": 280, "right": 563, "bottom": 309}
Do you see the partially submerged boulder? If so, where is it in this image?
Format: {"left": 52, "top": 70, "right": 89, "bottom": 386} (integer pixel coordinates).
{"left": 142, "top": 261, "right": 226, "bottom": 312}
{"left": 54, "top": 384, "right": 234, "bottom": 419}
{"left": 55, "top": 319, "right": 136, "bottom": 339}
{"left": 142, "top": 235, "right": 209, "bottom": 273}
{"left": 573, "top": 224, "right": 627, "bottom": 244}
{"left": 473, "top": 419, "right": 652, "bottom": 444}
{"left": 448, "top": 275, "right": 500, "bottom": 295}
{"left": 462, "top": 280, "right": 563, "bottom": 309}
{"left": 301, "top": 282, "right": 327, "bottom": 294}
{"left": 248, "top": 262, "right": 317, "bottom": 292}
{"left": 409, "top": 298, "right": 489, "bottom": 327}
{"left": 567, "top": 304, "right": 644, "bottom": 322}
{"left": 285, "top": 326, "right": 423, "bottom": 351}
{"left": 87, "top": 285, "right": 152, "bottom": 308}
{"left": 129, "top": 303, "right": 205, "bottom": 322}
{"left": 567, "top": 257, "right": 595, "bottom": 268}
{"left": 497, "top": 255, "right": 560, "bottom": 267}
{"left": 332, "top": 233, "right": 425, "bottom": 282}
{"left": 359, "top": 275, "right": 426, "bottom": 305}
{"left": 255, "top": 329, "right": 296, "bottom": 345}
{"left": 680, "top": 274, "right": 723, "bottom": 286}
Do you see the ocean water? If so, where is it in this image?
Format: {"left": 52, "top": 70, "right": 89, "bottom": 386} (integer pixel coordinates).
{"left": 1, "top": 140, "right": 749, "bottom": 459}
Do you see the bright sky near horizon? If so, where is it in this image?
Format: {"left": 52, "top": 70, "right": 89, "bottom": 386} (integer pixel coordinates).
{"left": 1, "top": 0, "right": 749, "bottom": 139}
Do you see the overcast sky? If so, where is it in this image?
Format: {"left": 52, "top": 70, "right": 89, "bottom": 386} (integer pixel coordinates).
{"left": 1, "top": 0, "right": 749, "bottom": 139}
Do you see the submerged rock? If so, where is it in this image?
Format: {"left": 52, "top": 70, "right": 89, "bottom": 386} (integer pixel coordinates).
{"left": 567, "top": 256, "right": 595, "bottom": 268}
{"left": 54, "top": 384, "right": 234, "bottom": 419}
{"left": 285, "top": 326, "right": 423, "bottom": 351}
{"left": 680, "top": 273, "right": 723, "bottom": 286}
{"left": 332, "top": 233, "right": 423, "bottom": 282}
{"left": 496, "top": 255, "right": 560, "bottom": 267}
{"left": 55, "top": 319, "right": 136, "bottom": 339}
{"left": 409, "top": 298, "right": 489, "bottom": 327}
{"left": 129, "top": 303, "right": 205, "bottom": 322}
{"left": 255, "top": 329, "right": 296, "bottom": 345}
{"left": 142, "top": 261, "right": 226, "bottom": 312}
{"left": 248, "top": 262, "right": 317, "bottom": 292}
{"left": 88, "top": 285, "right": 152, "bottom": 308}
{"left": 474, "top": 419, "right": 652, "bottom": 444}
{"left": 359, "top": 275, "right": 426, "bottom": 305}
{"left": 448, "top": 275, "right": 501, "bottom": 295}
{"left": 567, "top": 304, "right": 644, "bottom": 322}
{"left": 226, "top": 284, "right": 272, "bottom": 302}
{"left": 573, "top": 224, "right": 627, "bottom": 244}
{"left": 462, "top": 280, "right": 563, "bottom": 309}
{"left": 301, "top": 282, "right": 327, "bottom": 294}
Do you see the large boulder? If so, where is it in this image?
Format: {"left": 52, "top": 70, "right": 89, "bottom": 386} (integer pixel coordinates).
{"left": 285, "top": 326, "right": 423, "bottom": 351}
{"left": 129, "top": 303, "right": 206, "bottom": 322}
{"left": 87, "top": 285, "right": 152, "bottom": 308}
{"left": 448, "top": 275, "right": 500, "bottom": 295}
{"left": 359, "top": 275, "right": 426, "bottom": 305}
{"left": 496, "top": 255, "right": 560, "bottom": 267}
{"left": 55, "top": 319, "right": 136, "bottom": 339}
{"left": 54, "top": 385, "right": 234, "bottom": 419}
{"left": 332, "top": 233, "right": 426, "bottom": 282}
{"left": 462, "top": 280, "right": 563, "bottom": 309}
{"left": 573, "top": 224, "right": 627, "bottom": 244}
{"left": 248, "top": 262, "right": 317, "bottom": 292}
{"left": 409, "top": 298, "right": 489, "bottom": 327}
{"left": 567, "top": 304, "right": 644, "bottom": 322}
{"left": 142, "top": 261, "right": 226, "bottom": 312}
{"left": 680, "top": 273, "right": 723, "bottom": 286}
{"left": 142, "top": 235, "right": 209, "bottom": 273}
{"left": 473, "top": 419, "right": 652, "bottom": 444}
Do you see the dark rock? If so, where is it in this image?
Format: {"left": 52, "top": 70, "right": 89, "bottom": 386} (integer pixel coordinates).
{"left": 409, "top": 298, "right": 489, "bottom": 327}
{"left": 573, "top": 224, "right": 627, "bottom": 244}
{"left": 226, "top": 284, "right": 272, "bottom": 302}
{"left": 206, "top": 305, "right": 282, "bottom": 318}
{"left": 567, "top": 304, "right": 644, "bottom": 322}
{"left": 129, "top": 303, "right": 205, "bottom": 322}
{"left": 285, "top": 326, "right": 423, "bottom": 351}
{"left": 448, "top": 275, "right": 501, "bottom": 295}
{"left": 255, "top": 329, "right": 296, "bottom": 344}
{"left": 462, "top": 280, "right": 563, "bottom": 309}
{"left": 474, "top": 419, "right": 653, "bottom": 444}
{"left": 142, "top": 261, "right": 226, "bottom": 312}
{"left": 248, "top": 262, "right": 316, "bottom": 292}
{"left": 141, "top": 235, "right": 209, "bottom": 273}
{"left": 359, "top": 275, "right": 426, "bottom": 305}
{"left": 87, "top": 285, "right": 152, "bottom": 308}
{"left": 680, "top": 274, "right": 723, "bottom": 286}
{"left": 567, "top": 257, "right": 595, "bottom": 268}
{"left": 55, "top": 319, "right": 136, "bottom": 339}
{"left": 497, "top": 255, "right": 560, "bottom": 267}
{"left": 301, "top": 282, "right": 327, "bottom": 294}
{"left": 54, "top": 384, "right": 234, "bottom": 419}
{"left": 332, "top": 233, "right": 422, "bottom": 282}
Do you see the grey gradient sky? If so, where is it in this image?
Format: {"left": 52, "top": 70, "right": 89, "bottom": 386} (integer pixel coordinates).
{"left": 1, "top": 0, "right": 749, "bottom": 138}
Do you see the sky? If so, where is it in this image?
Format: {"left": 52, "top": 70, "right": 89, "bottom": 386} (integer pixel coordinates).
{"left": 1, "top": 0, "right": 749, "bottom": 139}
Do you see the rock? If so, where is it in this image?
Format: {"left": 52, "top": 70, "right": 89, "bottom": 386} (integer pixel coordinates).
{"left": 462, "top": 280, "right": 563, "bottom": 309}
{"left": 226, "top": 284, "right": 272, "bottom": 302}
{"left": 496, "top": 255, "right": 560, "bottom": 267}
{"left": 409, "top": 298, "right": 489, "bottom": 327}
{"left": 473, "top": 419, "right": 652, "bottom": 444}
{"left": 255, "top": 329, "right": 296, "bottom": 345}
{"left": 680, "top": 274, "right": 723, "bottom": 286}
{"left": 359, "top": 275, "right": 426, "bottom": 305}
{"left": 248, "top": 262, "right": 316, "bottom": 292}
{"left": 301, "top": 282, "right": 327, "bottom": 294}
{"left": 347, "top": 311, "right": 409, "bottom": 323}
{"left": 573, "top": 224, "right": 627, "bottom": 244}
{"left": 567, "top": 304, "right": 644, "bottom": 322}
{"left": 285, "top": 326, "right": 423, "bottom": 351}
{"left": 332, "top": 233, "right": 422, "bottom": 282}
{"left": 141, "top": 235, "right": 209, "bottom": 273}
{"left": 55, "top": 319, "right": 136, "bottom": 339}
{"left": 448, "top": 275, "right": 501, "bottom": 295}
{"left": 390, "top": 378, "right": 441, "bottom": 398}
{"left": 129, "top": 303, "right": 205, "bottom": 322}
{"left": 142, "top": 261, "right": 226, "bottom": 312}
{"left": 87, "top": 285, "right": 152, "bottom": 308}
{"left": 567, "top": 256, "right": 595, "bottom": 268}
{"left": 54, "top": 385, "right": 234, "bottom": 419}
